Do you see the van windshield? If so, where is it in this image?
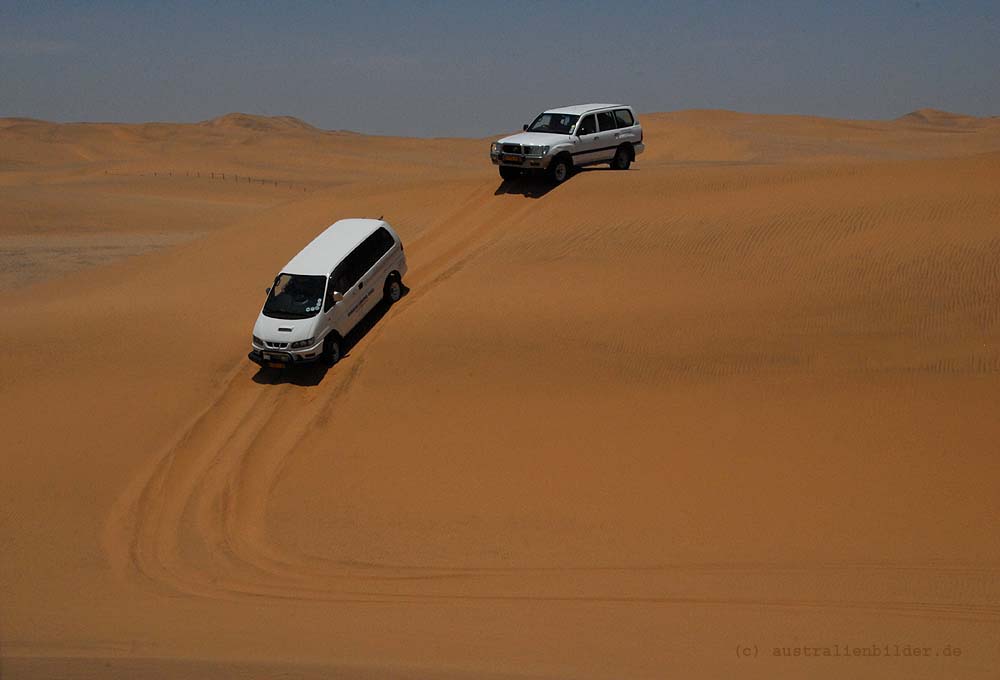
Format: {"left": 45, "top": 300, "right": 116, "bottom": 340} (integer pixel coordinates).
{"left": 262, "top": 273, "right": 326, "bottom": 319}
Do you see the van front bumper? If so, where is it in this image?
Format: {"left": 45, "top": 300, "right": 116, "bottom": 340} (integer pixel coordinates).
{"left": 248, "top": 345, "right": 323, "bottom": 367}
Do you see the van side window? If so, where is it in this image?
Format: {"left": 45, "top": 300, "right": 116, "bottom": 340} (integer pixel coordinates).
{"left": 577, "top": 115, "right": 597, "bottom": 136}
{"left": 596, "top": 111, "right": 617, "bottom": 132}
{"left": 330, "top": 229, "right": 396, "bottom": 293}
{"left": 373, "top": 227, "right": 395, "bottom": 256}
{"left": 614, "top": 109, "right": 635, "bottom": 128}
{"left": 331, "top": 251, "right": 362, "bottom": 293}
{"left": 354, "top": 239, "right": 377, "bottom": 277}
{"left": 356, "top": 228, "right": 395, "bottom": 275}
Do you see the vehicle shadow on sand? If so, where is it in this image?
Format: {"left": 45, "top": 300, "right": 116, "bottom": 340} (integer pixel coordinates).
{"left": 251, "top": 284, "right": 411, "bottom": 387}
{"left": 493, "top": 175, "right": 559, "bottom": 199}
{"left": 494, "top": 165, "right": 629, "bottom": 198}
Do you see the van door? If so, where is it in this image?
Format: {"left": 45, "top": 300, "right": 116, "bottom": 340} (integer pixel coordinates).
{"left": 321, "top": 272, "right": 342, "bottom": 339}
{"left": 354, "top": 227, "right": 398, "bottom": 319}
{"left": 352, "top": 238, "right": 382, "bottom": 321}
{"left": 328, "top": 249, "right": 368, "bottom": 336}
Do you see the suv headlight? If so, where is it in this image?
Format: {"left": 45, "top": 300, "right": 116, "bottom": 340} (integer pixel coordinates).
{"left": 252, "top": 335, "right": 263, "bottom": 346}
{"left": 523, "top": 145, "right": 549, "bottom": 156}
{"left": 490, "top": 142, "right": 501, "bottom": 153}
{"left": 290, "top": 337, "right": 315, "bottom": 349}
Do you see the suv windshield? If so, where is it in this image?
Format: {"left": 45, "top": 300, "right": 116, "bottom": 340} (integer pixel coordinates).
{"left": 262, "top": 273, "right": 326, "bottom": 319}
{"left": 527, "top": 112, "right": 580, "bottom": 134}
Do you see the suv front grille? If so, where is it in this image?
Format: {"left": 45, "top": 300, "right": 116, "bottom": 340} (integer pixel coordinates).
{"left": 502, "top": 144, "right": 522, "bottom": 154}
{"left": 266, "top": 341, "right": 289, "bottom": 349}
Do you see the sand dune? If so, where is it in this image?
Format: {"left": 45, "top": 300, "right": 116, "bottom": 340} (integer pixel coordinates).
{"left": 199, "top": 112, "right": 321, "bottom": 133}
{"left": 2, "top": 110, "right": 1000, "bottom": 679}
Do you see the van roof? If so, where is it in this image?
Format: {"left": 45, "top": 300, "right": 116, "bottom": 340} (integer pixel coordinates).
{"left": 283, "top": 218, "right": 386, "bottom": 276}
{"left": 544, "top": 103, "right": 625, "bottom": 116}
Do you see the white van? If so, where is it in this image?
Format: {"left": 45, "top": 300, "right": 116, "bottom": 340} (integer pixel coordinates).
{"left": 249, "top": 218, "right": 407, "bottom": 368}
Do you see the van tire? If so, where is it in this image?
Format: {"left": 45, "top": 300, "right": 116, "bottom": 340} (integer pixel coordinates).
{"left": 611, "top": 145, "right": 632, "bottom": 170}
{"left": 549, "top": 155, "right": 571, "bottom": 184}
{"left": 384, "top": 275, "right": 402, "bottom": 304}
{"left": 499, "top": 166, "right": 519, "bottom": 181}
{"left": 322, "top": 334, "right": 341, "bottom": 366}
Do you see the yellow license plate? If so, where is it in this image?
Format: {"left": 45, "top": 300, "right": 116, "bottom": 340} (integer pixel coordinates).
{"left": 267, "top": 362, "right": 285, "bottom": 369}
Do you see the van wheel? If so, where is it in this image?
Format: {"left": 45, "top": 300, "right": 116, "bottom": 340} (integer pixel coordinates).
{"left": 499, "top": 166, "right": 519, "bottom": 181}
{"left": 384, "top": 276, "right": 402, "bottom": 304}
{"left": 611, "top": 145, "right": 632, "bottom": 170}
{"left": 322, "top": 335, "right": 341, "bottom": 366}
{"left": 549, "top": 156, "right": 571, "bottom": 184}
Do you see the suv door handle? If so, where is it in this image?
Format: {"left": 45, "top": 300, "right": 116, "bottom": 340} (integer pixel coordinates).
{"left": 359, "top": 281, "right": 364, "bottom": 289}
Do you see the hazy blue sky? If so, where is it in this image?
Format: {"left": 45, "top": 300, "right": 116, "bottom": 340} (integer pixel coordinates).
{"left": 2, "top": 1, "right": 997, "bottom": 136}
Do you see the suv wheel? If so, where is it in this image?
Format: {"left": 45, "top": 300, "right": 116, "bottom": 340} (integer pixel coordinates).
{"left": 384, "top": 275, "right": 402, "bottom": 304}
{"left": 322, "top": 335, "right": 341, "bottom": 366}
{"left": 611, "top": 145, "right": 632, "bottom": 170}
{"left": 549, "top": 156, "right": 571, "bottom": 184}
{"left": 499, "top": 166, "right": 520, "bottom": 181}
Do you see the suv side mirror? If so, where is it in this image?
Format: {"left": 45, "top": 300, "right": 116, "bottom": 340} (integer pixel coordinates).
{"left": 522, "top": 124, "right": 528, "bottom": 131}
{"left": 332, "top": 291, "right": 344, "bottom": 303}
{"left": 265, "top": 286, "right": 271, "bottom": 294}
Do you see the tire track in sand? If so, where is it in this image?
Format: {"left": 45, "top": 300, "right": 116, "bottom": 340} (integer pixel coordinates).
{"left": 103, "top": 179, "right": 1000, "bottom": 620}
{"left": 103, "top": 180, "right": 540, "bottom": 600}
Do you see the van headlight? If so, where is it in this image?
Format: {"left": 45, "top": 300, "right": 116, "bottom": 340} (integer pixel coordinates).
{"left": 252, "top": 335, "right": 263, "bottom": 346}
{"left": 523, "top": 145, "right": 549, "bottom": 156}
{"left": 290, "top": 337, "right": 315, "bottom": 349}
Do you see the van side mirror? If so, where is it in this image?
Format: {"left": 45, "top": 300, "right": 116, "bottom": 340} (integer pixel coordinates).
{"left": 324, "top": 290, "right": 343, "bottom": 313}
{"left": 522, "top": 124, "right": 528, "bottom": 131}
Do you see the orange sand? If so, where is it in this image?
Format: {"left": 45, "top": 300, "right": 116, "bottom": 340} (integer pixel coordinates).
{"left": 2, "top": 109, "right": 1000, "bottom": 679}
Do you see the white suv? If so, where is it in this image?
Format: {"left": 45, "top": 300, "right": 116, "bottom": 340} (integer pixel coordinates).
{"left": 490, "top": 103, "right": 644, "bottom": 183}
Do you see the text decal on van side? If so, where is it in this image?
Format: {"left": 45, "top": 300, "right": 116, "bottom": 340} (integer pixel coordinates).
{"left": 347, "top": 288, "right": 374, "bottom": 317}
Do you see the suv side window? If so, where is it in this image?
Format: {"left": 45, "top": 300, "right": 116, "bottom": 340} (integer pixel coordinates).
{"left": 614, "top": 109, "right": 635, "bottom": 128}
{"left": 577, "top": 114, "right": 597, "bottom": 136}
{"left": 596, "top": 111, "right": 617, "bottom": 132}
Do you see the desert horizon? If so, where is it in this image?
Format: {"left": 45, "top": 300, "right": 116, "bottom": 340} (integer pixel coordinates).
{"left": 3, "top": 100, "right": 1000, "bottom": 679}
